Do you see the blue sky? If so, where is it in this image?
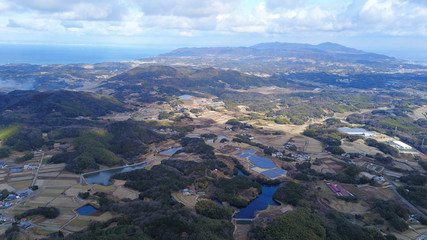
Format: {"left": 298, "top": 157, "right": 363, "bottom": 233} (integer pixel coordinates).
{"left": 1, "top": 0, "right": 427, "bottom": 60}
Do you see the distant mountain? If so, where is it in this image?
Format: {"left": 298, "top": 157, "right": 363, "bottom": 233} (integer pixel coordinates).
{"left": 164, "top": 42, "right": 393, "bottom": 62}
{"left": 147, "top": 42, "right": 418, "bottom": 74}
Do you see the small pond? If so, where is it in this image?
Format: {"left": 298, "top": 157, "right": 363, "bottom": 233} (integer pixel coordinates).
{"left": 179, "top": 95, "right": 192, "bottom": 100}
{"left": 234, "top": 185, "right": 280, "bottom": 219}
{"left": 235, "top": 169, "right": 248, "bottom": 177}
{"left": 84, "top": 163, "right": 148, "bottom": 185}
{"left": 213, "top": 199, "right": 223, "bottom": 207}
{"left": 76, "top": 204, "right": 99, "bottom": 216}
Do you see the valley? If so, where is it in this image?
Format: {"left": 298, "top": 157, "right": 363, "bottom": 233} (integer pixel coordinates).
{"left": 0, "top": 43, "right": 427, "bottom": 240}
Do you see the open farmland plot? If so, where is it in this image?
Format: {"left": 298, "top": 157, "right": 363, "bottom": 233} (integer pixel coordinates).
{"left": 315, "top": 181, "right": 370, "bottom": 214}
{"left": 36, "top": 209, "right": 75, "bottom": 229}
{"left": 37, "top": 163, "right": 66, "bottom": 178}
{"left": 0, "top": 183, "right": 15, "bottom": 191}
{"left": 35, "top": 179, "right": 77, "bottom": 187}
{"left": 341, "top": 139, "right": 382, "bottom": 155}
{"left": 0, "top": 172, "right": 8, "bottom": 182}
{"left": 408, "top": 105, "right": 427, "bottom": 120}
{"left": 344, "top": 185, "right": 397, "bottom": 201}
{"left": 304, "top": 137, "right": 324, "bottom": 153}
{"left": 312, "top": 159, "right": 344, "bottom": 174}
{"left": 199, "top": 110, "right": 234, "bottom": 124}
{"left": 8, "top": 180, "right": 32, "bottom": 190}
{"left": 64, "top": 212, "right": 113, "bottom": 231}
{"left": 65, "top": 218, "right": 91, "bottom": 232}
{"left": 65, "top": 185, "right": 92, "bottom": 196}
{"left": 112, "top": 180, "right": 139, "bottom": 200}
{"left": 39, "top": 187, "right": 68, "bottom": 198}
{"left": 251, "top": 134, "right": 292, "bottom": 150}
{"left": 93, "top": 184, "right": 116, "bottom": 193}
{"left": 112, "top": 186, "right": 139, "bottom": 200}
{"left": 70, "top": 212, "right": 113, "bottom": 224}
{"left": 311, "top": 164, "right": 337, "bottom": 174}
{"left": 7, "top": 173, "right": 34, "bottom": 183}
{"left": 288, "top": 136, "right": 307, "bottom": 151}
{"left": 394, "top": 227, "right": 427, "bottom": 240}
{"left": 172, "top": 192, "right": 197, "bottom": 208}
{"left": 28, "top": 187, "right": 69, "bottom": 207}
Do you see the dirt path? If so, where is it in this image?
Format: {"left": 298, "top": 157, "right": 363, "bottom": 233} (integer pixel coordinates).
{"left": 409, "top": 105, "right": 427, "bottom": 120}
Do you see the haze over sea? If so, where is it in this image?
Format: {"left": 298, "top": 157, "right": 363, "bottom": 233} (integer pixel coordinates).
{"left": 0, "top": 44, "right": 168, "bottom": 65}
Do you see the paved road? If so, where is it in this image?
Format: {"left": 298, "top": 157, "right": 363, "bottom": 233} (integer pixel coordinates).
{"left": 31, "top": 152, "right": 45, "bottom": 186}
{"left": 416, "top": 233, "right": 427, "bottom": 240}
{"left": 384, "top": 177, "right": 427, "bottom": 219}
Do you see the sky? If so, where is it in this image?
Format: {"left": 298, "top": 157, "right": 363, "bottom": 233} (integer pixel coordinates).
{"left": 0, "top": 0, "right": 427, "bottom": 61}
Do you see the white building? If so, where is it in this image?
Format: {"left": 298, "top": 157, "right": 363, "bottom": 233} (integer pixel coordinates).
{"left": 391, "top": 140, "right": 412, "bottom": 150}
{"left": 338, "top": 128, "right": 374, "bottom": 137}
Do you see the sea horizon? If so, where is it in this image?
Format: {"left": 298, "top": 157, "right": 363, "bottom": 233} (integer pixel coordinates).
{"left": 0, "top": 44, "right": 169, "bottom": 65}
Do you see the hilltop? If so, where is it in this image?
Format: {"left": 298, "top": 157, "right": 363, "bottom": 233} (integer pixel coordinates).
{"left": 0, "top": 90, "right": 126, "bottom": 125}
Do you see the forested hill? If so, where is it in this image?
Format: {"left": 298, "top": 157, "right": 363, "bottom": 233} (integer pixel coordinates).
{"left": 108, "top": 65, "right": 268, "bottom": 90}
{"left": 0, "top": 90, "right": 126, "bottom": 124}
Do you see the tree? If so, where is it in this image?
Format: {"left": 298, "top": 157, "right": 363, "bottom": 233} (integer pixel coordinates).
{"left": 250, "top": 209, "right": 326, "bottom": 240}
{"left": 273, "top": 182, "right": 306, "bottom": 206}
{"left": 344, "top": 164, "right": 361, "bottom": 178}
{"left": 195, "top": 200, "right": 233, "bottom": 220}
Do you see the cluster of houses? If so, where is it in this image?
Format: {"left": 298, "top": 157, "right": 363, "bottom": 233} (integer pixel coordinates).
{"left": 290, "top": 154, "right": 311, "bottom": 161}
{"left": 24, "top": 164, "right": 38, "bottom": 170}
{"left": 0, "top": 189, "right": 32, "bottom": 209}
{"left": 0, "top": 161, "right": 7, "bottom": 169}
{"left": 182, "top": 188, "right": 194, "bottom": 196}
{"left": 357, "top": 162, "right": 384, "bottom": 174}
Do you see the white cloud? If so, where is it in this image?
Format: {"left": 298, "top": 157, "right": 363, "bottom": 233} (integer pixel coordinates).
{"left": 180, "top": 31, "right": 193, "bottom": 37}
{"left": 343, "top": 0, "right": 427, "bottom": 35}
{"left": 217, "top": 0, "right": 427, "bottom": 36}
{"left": 7, "top": 18, "right": 53, "bottom": 31}
{"left": 1, "top": 0, "right": 427, "bottom": 45}
{"left": 61, "top": 20, "right": 83, "bottom": 29}
{"left": 11, "top": 0, "right": 128, "bottom": 21}
{"left": 0, "top": 0, "right": 11, "bottom": 11}
{"left": 265, "top": 0, "right": 307, "bottom": 10}
{"left": 134, "top": 0, "right": 240, "bottom": 18}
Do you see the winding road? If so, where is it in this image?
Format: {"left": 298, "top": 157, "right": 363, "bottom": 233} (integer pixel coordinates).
{"left": 383, "top": 176, "right": 427, "bottom": 219}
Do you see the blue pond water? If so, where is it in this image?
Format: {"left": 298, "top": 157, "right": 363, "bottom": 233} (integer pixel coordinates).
{"left": 234, "top": 185, "right": 280, "bottom": 219}
{"left": 76, "top": 205, "right": 98, "bottom": 216}
{"left": 179, "top": 95, "right": 192, "bottom": 100}
{"left": 232, "top": 169, "right": 281, "bottom": 218}
{"left": 213, "top": 200, "right": 223, "bottom": 206}
{"left": 84, "top": 163, "right": 148, "bottom": 185}
{"left": 236, "top": 169, "right": 247, "bottom": 176}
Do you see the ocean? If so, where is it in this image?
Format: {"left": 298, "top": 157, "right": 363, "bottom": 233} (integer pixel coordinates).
{"left": 0, "top": 44, "right": 169, "bottom": 65}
